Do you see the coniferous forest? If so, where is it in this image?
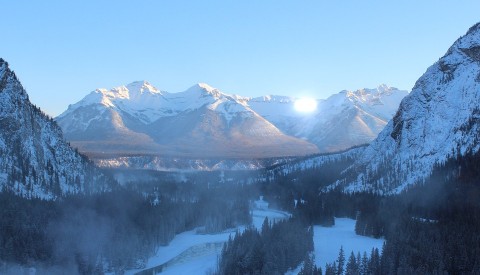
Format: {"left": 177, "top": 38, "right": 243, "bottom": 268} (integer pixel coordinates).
{"left": 3, "top": 150, "right": 480, "bottom": 274}
{"left": 216, "top": 217, "right": 314, "bottom": 274}
{"left": 0, "top": 181, "right": 254, "bottom": 274}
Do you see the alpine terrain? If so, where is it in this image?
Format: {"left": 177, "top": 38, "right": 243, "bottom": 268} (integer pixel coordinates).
{"left": 56, "top": 82, "right": 406, "bottom": 169}
{"left": 248, "top": 85, "right": 407, "bottom": 152}
{"left": 56, "top": 82, "right": 319, "bottom": 159}
{"left": 0, "top": 59, "right": 111, "bottom": 199}
{"left": 336, "top": 22, "right": 480, "bottom": 194}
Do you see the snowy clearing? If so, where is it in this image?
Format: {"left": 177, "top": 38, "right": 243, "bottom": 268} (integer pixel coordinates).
{"left": 313, "top": 218, "right": 384, "bottom": 270}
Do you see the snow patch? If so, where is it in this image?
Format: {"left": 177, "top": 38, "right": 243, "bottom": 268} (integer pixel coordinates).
{"left": 313, "top": 218, "right": 384, "bottom": 270}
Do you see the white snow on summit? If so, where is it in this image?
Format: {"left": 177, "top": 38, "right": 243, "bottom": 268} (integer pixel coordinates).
{"left": 56, "top": 82, "right": 319, "bottom": 158}
{"left": 247, "top": 85, "right": 407, "bottom": 153}
{"left": 339, "top": 22, "right": 480, "bottom": 194}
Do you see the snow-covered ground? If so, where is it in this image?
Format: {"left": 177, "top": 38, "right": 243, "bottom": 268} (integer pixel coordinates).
{"left": 125, "top": 202, "right": 381, "bottom": 275}
{"left": 125, "top": 198, "right": 290, "bottom": 275}
{"left": 313, "top": 218, "right": 384, "bottom": 270}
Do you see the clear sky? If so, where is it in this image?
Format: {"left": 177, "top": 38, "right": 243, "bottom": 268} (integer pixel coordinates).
{"left": 1, "top": 1, "right": 479, "bottom": 116}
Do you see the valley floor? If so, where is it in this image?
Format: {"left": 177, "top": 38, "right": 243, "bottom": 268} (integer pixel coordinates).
{"left": 125, "top": 205, "right": 382, "bottom": 275}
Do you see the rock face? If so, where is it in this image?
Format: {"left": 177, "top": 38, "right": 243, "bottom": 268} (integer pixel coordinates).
{"left": 248, "top": 85, "right": 407, "bottom": 152}
{"left": 56, "top": 82, "right": 319, "bottom": 158}
{"left": 339, "top": 22, "right": 480, "bottom": 194}
{"left": 0, "top": 59, "right": 112, "bottom": 199}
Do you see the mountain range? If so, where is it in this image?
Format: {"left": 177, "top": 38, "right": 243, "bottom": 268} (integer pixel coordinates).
{"left": 249, "top": 84, "right": 407, "bottom": 152}
{"left": 56, "top": 81, "right": 407, "bottom": 162}
{"left": 56, "top": 82, "right": 318, "bottom": 159}
{"left": 1, "top": 22, "right": 479, "bottom": 197}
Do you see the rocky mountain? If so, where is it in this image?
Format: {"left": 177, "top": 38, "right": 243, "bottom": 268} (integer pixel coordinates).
{"left": 0, "top": 59, "right": 112, "bottom": 199}
{"left": 337, "top": 22, "right": 480, "bottom": 194}
{"left": 57, "top": 82, "right": 319, "bottom": 159}
{"left": 248, "top": 85, "right": 407, "bottom": 152}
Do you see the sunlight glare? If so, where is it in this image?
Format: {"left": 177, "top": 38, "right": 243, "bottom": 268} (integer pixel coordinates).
{"left": 294, "top": 98, "right": 318, "bottom": 113}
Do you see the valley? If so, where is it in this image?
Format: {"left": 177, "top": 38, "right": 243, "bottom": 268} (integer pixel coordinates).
{"left": 1, "top": 6, "right": 480, "bottom": 275}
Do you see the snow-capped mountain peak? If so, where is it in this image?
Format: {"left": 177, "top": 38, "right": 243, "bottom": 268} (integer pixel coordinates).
{"left": 126, "top": 80, "right": 162, "bottom": 95}
{"left": 246, "top": 85, "right": 407, "bottom": 153}
{"left": 182, "top": 82, "right": 228, "bottom": 100}
{"left": 99, "top": 80, "right": 165, "bottom": 102}
{"left": 338, "top": 22, "right": 480, "bottom": 194}
{"left": 197, "top": 82, "right": 216, "bottom": 93}
{"left": 343, "top": 85, "right": 402, "bottom": 103}
{"left": 57, "top": 81, "right": 320, "bottom": 158}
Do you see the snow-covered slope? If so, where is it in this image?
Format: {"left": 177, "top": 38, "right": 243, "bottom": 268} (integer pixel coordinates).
{"left": 339, "top": 22, "right": 480, "bottom": 194}
{"left": 0, "top": 59, "right": 112, "bottom": 199}
{"left": 248, "top": 86, "right": 407, "bottom": 152}
{"left": 57, "top": 83, "right": 319, "bottom": 158}
{"left": 264, "top": 146, "right": 365, "bottom": 180}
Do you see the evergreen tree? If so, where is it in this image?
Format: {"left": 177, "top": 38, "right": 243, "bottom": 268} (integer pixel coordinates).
{"left": 337, "top": 246, "right": 345, "bottom": 275}
{"left": 345, "top": 252, "right": 359, "bottom": 275}
{"left": 299, "top": 254, "right": 314, "bottom": 275}
{"left": 360, "top": 252, "right": 369, "bottom": 275}
{"left": 325, "top": 263, "right": 337, "bottom": 275}
{"left": 368, "top": 248, "right": 380, "bottom": 275}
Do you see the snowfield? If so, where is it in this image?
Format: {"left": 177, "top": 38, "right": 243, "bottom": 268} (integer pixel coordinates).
{"left": 313, "top": 218, "right": 384, "bottom": 270}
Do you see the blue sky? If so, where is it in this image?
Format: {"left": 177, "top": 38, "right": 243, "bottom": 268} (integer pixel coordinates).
{"left": 2, "top": 1, "right": 479, "bottom": 116}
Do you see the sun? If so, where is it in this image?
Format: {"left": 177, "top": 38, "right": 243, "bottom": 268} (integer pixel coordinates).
{"left": 294, "top": 98, "right": 318, "bottom": 113}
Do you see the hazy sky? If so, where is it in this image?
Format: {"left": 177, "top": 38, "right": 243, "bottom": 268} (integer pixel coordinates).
{"left": 2, "top": 1, "right": 479, "bottom": 116}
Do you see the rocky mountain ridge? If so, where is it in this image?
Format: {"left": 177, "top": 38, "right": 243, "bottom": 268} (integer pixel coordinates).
{"left": 57, "top": 82, "right": 406, "bottom": 161}
{"left": 0, "top": 59, "right": 112, "bottom": 199}
{"left": 336, "top": 22, "right": 480, "bottom": 194}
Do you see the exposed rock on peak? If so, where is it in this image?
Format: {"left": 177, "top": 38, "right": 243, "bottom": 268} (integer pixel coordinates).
{"left": 338, "top": 22, "right": 480, "bottom": 194}
{"left": 0, "top": 58, "right": 113, "bottom": 199}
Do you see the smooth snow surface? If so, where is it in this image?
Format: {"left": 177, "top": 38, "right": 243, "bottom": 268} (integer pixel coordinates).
{"left": 313, "top": 218, "right": 384, "bottom": 270}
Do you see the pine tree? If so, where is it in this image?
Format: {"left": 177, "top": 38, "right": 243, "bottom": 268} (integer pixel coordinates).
{"left": 299, "top": 254, "right": 313, "bottom": 275}
{"left": 360, "top": 251, "right": 369, "bottom": 274}
{"left": 325, "top": 263, "right": 338, "bottom": 275}
{"left": 337, "top": 246, "right": 345, "bottom": 275}
{"left": 261, "top": 217, "right": 270, "bottom": 236}
{"left": 368, "top": 248, "right": 380, "bottom": 275}
{"left": 345, "top": 252, "right": 359, "bottom": 275}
